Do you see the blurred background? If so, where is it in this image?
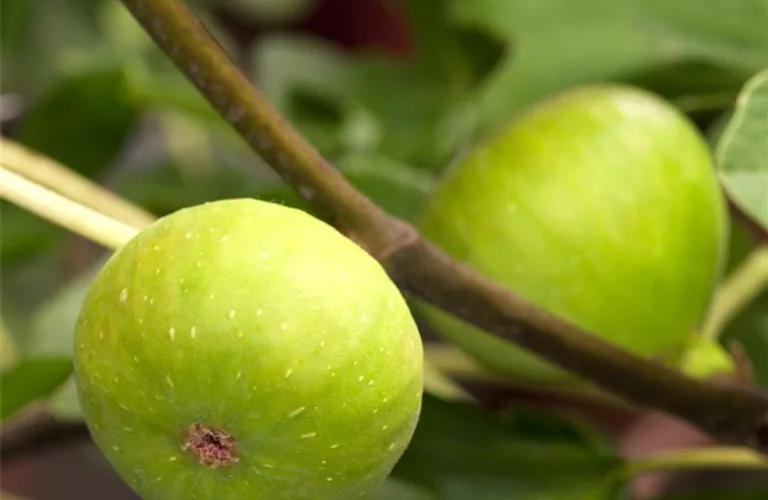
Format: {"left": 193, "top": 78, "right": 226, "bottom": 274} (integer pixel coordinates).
{"left": 1, "top": 0, "right": 767, "bottom": 498}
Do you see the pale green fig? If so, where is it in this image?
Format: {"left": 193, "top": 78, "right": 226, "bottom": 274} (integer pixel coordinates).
{"left": 417, "top": 85, "right": 728, "bottom": 386}
{"left": 680, "top": 337, "right": 736, "bottom": 380}
{"left": 73, "top": 198, "right": 424, "bottom": 500}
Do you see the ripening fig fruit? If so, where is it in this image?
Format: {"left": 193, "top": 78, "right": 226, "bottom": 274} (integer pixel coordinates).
{"left": 680, "top": 337, "right": 736, "bottom": 380}
{"left": 73, "top": 199, "right": 424, "bottom": 500}
{"left": 417, "top": 85, "right": 728, "bottom": 386}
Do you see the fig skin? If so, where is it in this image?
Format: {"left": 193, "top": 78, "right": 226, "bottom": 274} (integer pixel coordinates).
{"left": 417, "top": 85, "right": 728, "bottom": 385}
{"left": 73, "top": 198, "right": 424, "bottom": 500}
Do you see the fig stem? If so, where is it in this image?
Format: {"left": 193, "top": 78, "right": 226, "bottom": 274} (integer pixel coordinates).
{"left": 620, "top": 445, "right": 768, "bottom": 480}
{"left": 0, "top": 167, "right": 139, "bottom": 250}
{"left": 0, "top": 139, "right": 156, "bottom": 229}
{"left": 116, "top": 0, "right": 768, "bottom": 452}
{"left": 703, "top": 246, "right": 768, "bottom": 341}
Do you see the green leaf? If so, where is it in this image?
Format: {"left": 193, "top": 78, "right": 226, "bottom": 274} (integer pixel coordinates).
{"left": 337, "top": 154, "right": 437, "bottom": 220}
{"left": 0, "top": 0, "right": 103, "bottom": 95}
{"left": 397, "top": 0, "right": 507, "bottom": 91}
{"left": 1, "top": 357, "right": 73, "bottom": 421}
{"left": 48, "top": 376, "right": 83, "bottom": 421}
{"left": 0, "top": 202, "right": 67, "bottom": 263}
{"left": 392, "top": 394, "right": 626, "bottom": 499}
{"left": 716, "top": 68, "right": 768, "bottom": 231}
{"left": 250, "top": 34, "right": 352, "bottom": 155}
{"left": 250, "top": 33, "right": 482, "bottom": 170}
{"left": 114, "top": 163, "right": 268, "bottom": 217}
{"left": 374, "top": 478, "right": 436, "bottom": 500}
{"left": 446, "top": 0, "right": 766, "bottom": 133}
{"left": 634, "top": 0, "right": 768, "bottom": 73}
{"left": 219, "top": 0, "right": 319, "bottom": 25}
{"left": 448, "top": 0, "right": 686, "bottom": 132}
{"left": 723, "top": 290, "right": 768, "bottom": 387}
{"left": 26, "top": 261, "right": 105, "bottom": 357}
{"left": 16, "top": 65, "right": 141, "bottom": 179}
{"left": 258, "top": 154, "right": 437, "bottom": 221}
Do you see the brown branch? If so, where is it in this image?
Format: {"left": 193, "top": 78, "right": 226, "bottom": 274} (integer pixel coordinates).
{"left": 0, "top": 404, "right": 88, "bottom": 462}
{"left": 118, "top": 0, "right": 768, "bottom": 451}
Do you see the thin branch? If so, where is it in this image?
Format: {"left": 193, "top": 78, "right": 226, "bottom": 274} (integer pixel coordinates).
{"left": 621, "top": 446, "right": 768, "bottom": 479}
{"left": 119, "top": 0, "right": 768, "bottom": 451}
{"left": 0, "top": 168, "right": 140, "bottom": 249}
{"left": 0, "top": 403, "right": 88, "bottom": 463}
{"left": 0, "top": 139, "right": 156, "bottom": 229}
{"left": 703, "top": 246, "right": 768, "bottom": 341}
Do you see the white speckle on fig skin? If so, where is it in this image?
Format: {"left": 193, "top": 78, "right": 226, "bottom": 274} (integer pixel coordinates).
{"left": 228, "top": 310, "right": 236, "bottom": 320}
{"left": 261, "top": 252, "right": 270, "bottom": 259}
{"left": 301, "top": 433, "right": 317, "bottom": 439}
{"left": 166, "top": 375, "right": 174, "bottom": 388}
{"left": 284, "top": 368, "right": 293, "bottom": 378}
{"left": 169, "top": 328, "right": 175, "bottom": 341}
{"left": 235, "top": 371, "right": 242, "bottom": 380}
{"left": 190, "top": 327, "right": 196, "bottom": 339}
{"left": 120, "top": 288, "right": 128, "bottom": 302}
{"left": 288, "top": 406, "right": 306, "bottom": 418}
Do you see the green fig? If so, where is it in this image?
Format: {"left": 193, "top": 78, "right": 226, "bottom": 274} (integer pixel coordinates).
{"left": 73, "top": 198, "right": 424, "bottom": 499}
{"left": 680, "top": 337, "right": 736, "bottom": 380}
{"left": 417, "top": 85, "right": 728, "bottom": 386}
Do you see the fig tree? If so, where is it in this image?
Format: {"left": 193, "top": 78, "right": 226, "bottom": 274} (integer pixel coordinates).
{"left": 417, "top": 85, "right": 728, "bottom": 385}
{"left": 73, "top": 198, "right": 424, "bottom": 499}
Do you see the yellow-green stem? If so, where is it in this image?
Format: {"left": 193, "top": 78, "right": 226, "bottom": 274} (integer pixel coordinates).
{"left": 0, "top": 168, "right": 139, "bottom": 250}
{"left": 704, "top": 246, "right": 768, "bottom": 341}
{"left": 0, "top": 139, "right": 156, "bottom": 229}
{"left": 621, "top": 446, "right": 768, "bottom": 480}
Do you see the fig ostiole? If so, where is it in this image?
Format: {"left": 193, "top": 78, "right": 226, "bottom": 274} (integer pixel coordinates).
{"left": 73, "top": 198, "right": 424, "bottom": 500}
{"left": 416, "top": 84, "right": 728, "bottom": 386}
